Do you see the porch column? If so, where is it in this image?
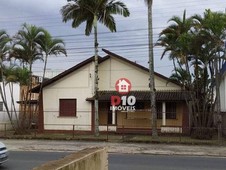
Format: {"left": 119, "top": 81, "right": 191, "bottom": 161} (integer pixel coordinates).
{"left": 112, "top": 108, "right": 116, "bottom": 125}
{"left": 162, "top": 102, "right": 166, "bottom": 126}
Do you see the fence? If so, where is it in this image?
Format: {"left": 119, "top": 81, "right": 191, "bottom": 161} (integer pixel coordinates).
{"left": 0, "top": 122, "right": 225, "bottom": 145}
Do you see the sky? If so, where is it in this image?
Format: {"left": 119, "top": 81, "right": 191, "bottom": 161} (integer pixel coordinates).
{"left": 0, "top": 0, "right": 225, "bottom": 77}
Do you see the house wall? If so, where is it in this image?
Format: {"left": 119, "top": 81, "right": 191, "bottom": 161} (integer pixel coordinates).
{"left": 164, "top": 102, "right": 183, "bottom": 127}
{"left": 43, "top": 64, "right": 94, "bottom": 131}
{"left": 99, "top": 102, "right": 109, "bottom": 125}
{"left": 117, "top": 103, "right": 183, "bottom": 129}
{"left": 99, "top": 57, "right": 182, "bottom": 91}
{"left": 42, "top": 55, "right": 187, "bottom": 133}
{"left": 0, "top": 83, "right": 20, "bottom": 130}
{"left": 117, "top": 111, "right": 151, "bottom": 129}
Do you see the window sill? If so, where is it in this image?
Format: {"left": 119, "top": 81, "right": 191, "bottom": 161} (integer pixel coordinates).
{"left": 58, "top": 116, "right": 78, "bottom": 118}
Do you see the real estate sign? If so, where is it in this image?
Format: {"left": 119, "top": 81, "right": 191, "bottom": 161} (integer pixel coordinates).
{"left": 110, "top": 78, "right": 136, "bottom": 112}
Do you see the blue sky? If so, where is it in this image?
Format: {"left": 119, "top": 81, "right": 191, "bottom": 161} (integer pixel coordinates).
{"left": 0, "top": 0, "right": 225, "bottom": 77}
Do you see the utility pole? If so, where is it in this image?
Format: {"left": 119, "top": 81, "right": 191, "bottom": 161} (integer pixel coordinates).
{"left": 147, "top": 0, "right": 158, "bottom": 139}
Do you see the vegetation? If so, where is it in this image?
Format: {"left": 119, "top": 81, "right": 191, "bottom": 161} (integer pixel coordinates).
{"left": 0, "top": 1, "right": 224, "bottom": 140}
{"left": 61, "top": 0, "right": 130, "bottom": 136}
{"left": 157, "top": 9, "right": 226, "bottom": 139}
{"left": 0, "top": 24, "right": 66, "bottom": 134}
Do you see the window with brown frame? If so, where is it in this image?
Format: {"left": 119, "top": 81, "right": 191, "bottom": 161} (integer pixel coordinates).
{"left": 156, "top": 102, "right": 162, "bottom": 119}
{"left": 156, "top": 102, "right": 176, "bottom": 119}
{"left": 166, "top": 102, "right": 176, "bottom": 119}
{"left": 59, "top": 99, "right": 77, "bottom": 117}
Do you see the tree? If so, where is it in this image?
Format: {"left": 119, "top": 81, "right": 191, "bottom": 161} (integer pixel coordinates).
{"left": 168, "top": 67, "right": 190, "bottom": 89}
{"left": 37, "top": 30, "right": 67, "bottom": 108}
{"left": 157, "top": 10, "right": 226, "bottom": 139}
{"left": 10, "top": 23, "right": 44, "bottom": 129}
{"left": 61, "top": 0, "right": 130, "bottom": 135}
{"left": 0, "top": 30, "right": 17, "bottom": 130}
{"left": 192, "top": 10, "right": 226, "bottom": 140}
{"left": 144, "top": 0, "right": 158, "bottom": 138}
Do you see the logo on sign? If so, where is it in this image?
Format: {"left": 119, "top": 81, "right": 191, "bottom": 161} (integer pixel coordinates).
{"left": 110, "top": 78, "right": 136, "bottom": 112}
{"left": 115, "top": 78, "right": 131, "bottom": 94}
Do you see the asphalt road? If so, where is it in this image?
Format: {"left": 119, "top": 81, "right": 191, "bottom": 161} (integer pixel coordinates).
{"left": 1, "top": 151, "right": 226, "bottom": 170}
{"left": 109, "top": 153, "right": 226, "bottom": 170}
{"left": 0, "top": 151, "right": 69, "bottom": 170}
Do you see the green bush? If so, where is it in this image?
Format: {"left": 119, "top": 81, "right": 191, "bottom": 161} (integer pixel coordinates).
{"left": 191, "top": 127, "right": 215, "bottom": 140}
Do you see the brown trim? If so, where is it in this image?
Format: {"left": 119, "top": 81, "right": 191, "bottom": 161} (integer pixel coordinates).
{"left": 43, "top": 130, "right": 93, "bottom": 135}
{"left": 38, "top": 91, "right": 44, "bottom": 132}
{"left": 32, "top": 49, "right": 183, "bottom": 93}
{"left": 87, "top": 90, "right": 190, "bottom": 101}
{"left": 160, "top": 125, "right": 182, "bottom": 128}
{"left": 91, "top": 101, "right": 95, "bottom": 134}
{"left": 182, "top": 101, "right": 190, "bottom": 134}
{"left": 116, "top": 127, "right": 161, "bottom": 134}
{"left": 31, "top": 56, "right": 101, "bottom": 93}
{"left": 102, "top": 48, "right": 183, "bottom": 87}
{"left": 59, "top": 99, "right": 77, "bottom": 117}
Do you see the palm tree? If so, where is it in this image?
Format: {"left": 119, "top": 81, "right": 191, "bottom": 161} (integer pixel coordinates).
{"left": 3, "top": 65, "right": 30, "bottom": 129}
{"left": 11, "top": 23, "right": 44, "bottom": 128}
{"left": 0, "top": 30, "right": 17, "bottom": 130}
{"left": 143, "top": 0, "right": 158, "bottom": 138}
{"left": 157, "top": 11, "right": 193, "bottom": 74}
{"left": 35, "top": 30, "right": 67, "bottom": 119}
{"left": 169, "top": 67, "right": 190, "bottom": 89}
{"left": 61, "top": 0, "right": 130, "bottom": 135}
{"left": 192, "top": 10, "right": 226, "bottom": 141}
{"left": 158, "top": 10, "right": 226, "bottom": 139}
{"left": 39, "top": 30, "right": 67, "bottom": 85}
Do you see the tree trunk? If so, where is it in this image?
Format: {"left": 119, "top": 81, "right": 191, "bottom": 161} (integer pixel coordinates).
{"left": 93, "top": 15, "right": 99, "bottom": 136}
{"left": 147, "top": 0, "right": 158, "bottom": 138}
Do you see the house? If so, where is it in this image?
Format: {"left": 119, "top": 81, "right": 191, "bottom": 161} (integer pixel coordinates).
{"left": 0, "top": 82, "right": 20, "bottom": 130}
{"left": 32, "top": 49, "right": 190, "bottom": 134}
{"left": 17, "top": 75, "right": 43, "bottom": 128}
{"left": 17, "top": 74, "right": 53, "bottom": 128}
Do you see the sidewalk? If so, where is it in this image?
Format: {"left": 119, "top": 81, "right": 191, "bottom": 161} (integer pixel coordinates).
{"left": 2, "top": 139, "right": 226, "bottom": 157}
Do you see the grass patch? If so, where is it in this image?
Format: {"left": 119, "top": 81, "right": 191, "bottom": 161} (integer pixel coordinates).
{"left": 1, "top": 131, "right": 226, "bottom": 146}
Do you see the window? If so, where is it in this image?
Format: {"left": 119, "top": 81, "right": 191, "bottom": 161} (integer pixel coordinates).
{"left": 135, "top": 102, "right": 145, "bottom": 110}
{"left": 59, "top": 99, "right": 77, "bottom": 117}
{"left": 121, "top": 85, "right": 127, "bottom": 90}
{"left": 156, "top": 102, "right": 176, "bottom": 119}
{"left": 156, "top": 102, "right": 162, "bottom": 119}
{"left": 0, "top": 102, "right": 3, "bottom": 111}
{"left": 108, "top": 110, "right": 113, "bottom": 124}
{"left": 166, "top": 102, "right": 176, "bottom": 119}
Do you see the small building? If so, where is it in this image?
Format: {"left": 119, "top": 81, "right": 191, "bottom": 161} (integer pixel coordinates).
{"left": 32, "top": 49, "right": 190, "bottom": 134}
{"left": 0, "top": 82, "right": 20, "bottom": 130}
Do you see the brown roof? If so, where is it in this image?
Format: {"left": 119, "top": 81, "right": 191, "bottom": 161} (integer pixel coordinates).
{"left": 86, "top": 90, "right": 190, "bottom": 101}
{"left": 32, "top": 49, "right": 182, "bottom": 93}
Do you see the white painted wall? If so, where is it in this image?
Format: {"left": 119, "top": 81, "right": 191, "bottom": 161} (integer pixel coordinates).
{"left": 43, "top": 63, "right": 94, "bottom": 131}
{"left": 99, "top": 57, "right": 181, "bottom": 91}
{"left": 0, "top": 83, "right": 20, "bottom": 130}
{"left": 42, "top": 56, "right": 183, "bottom": 131}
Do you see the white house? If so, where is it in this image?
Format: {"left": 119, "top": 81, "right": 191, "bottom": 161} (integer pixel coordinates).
{"left": 0, "top": 82, "right": 20, "bottom": 130}
{"left": 33, "top": 49, "right": 190, "bottom": 134}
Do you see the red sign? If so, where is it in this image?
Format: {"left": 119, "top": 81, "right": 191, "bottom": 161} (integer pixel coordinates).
{"left": 115, "top": 78, "right": 132, "bottom": 94}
